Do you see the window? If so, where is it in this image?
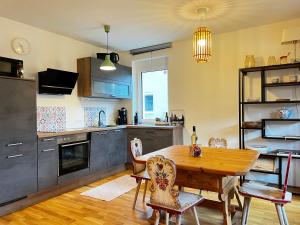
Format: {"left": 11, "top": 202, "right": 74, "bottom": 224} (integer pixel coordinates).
{"left": 141, "top": 70, "right": 168, "bottom": 120}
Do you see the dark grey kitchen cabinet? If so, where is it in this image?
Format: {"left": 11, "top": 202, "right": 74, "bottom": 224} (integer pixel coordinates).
{"left": 38, "top": 137, "right": 58, "bottom": 191}
{"left": 0, "top": 149, "right": 37, "bottom": 205}
{"left": 107, "top": 129, "right": 127, "bottom": 167}
{"left": 90, "top": 131, "right": 110, "bottom": 173}
{"left": 90, "top": 129, "right": 127, "bottom": 173}
{"left": 127, "top": 127, "right": 183, "bottom": 162}
{"left": 0, "top": 77, "right": 36, "bottom": 139}
{"left": 77, "top": 57, "right": 132, "bottom": 99}
{"left": 0, "top": 77, "right": 37, "bottom": 205}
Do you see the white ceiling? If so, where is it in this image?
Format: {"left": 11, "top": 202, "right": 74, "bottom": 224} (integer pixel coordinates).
{"left": 1, "top": 0, "right": 300, "bottom": 51}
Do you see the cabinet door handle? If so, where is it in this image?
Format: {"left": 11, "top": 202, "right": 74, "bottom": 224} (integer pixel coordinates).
{"left": 42, "top": 148, "right": 56, "bottom": 152}
{"left": 7, "top": 154, "right": 24, "bottom": 159}
{"left": 42, "top": 138, "right": 56, "bottom": 142}
{"left": 7, "top": 142, "right": 23, "bottom": 147}
{"left": 97, "top": 132, "right": 108, "bottom": 135}
{"left": 61, "top": 141, "right": 90, "bottom": 148}
{"left": 114, "top": 130, "right": 121, "bottom": 132}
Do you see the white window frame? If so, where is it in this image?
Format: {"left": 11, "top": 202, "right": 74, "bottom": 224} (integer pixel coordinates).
{"left": 139, "top": 69, "right": 168, "bottom": 122}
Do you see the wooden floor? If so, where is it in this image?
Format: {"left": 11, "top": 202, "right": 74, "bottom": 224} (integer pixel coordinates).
{"left": 0, "top": 171, "right": 299, "bottom": 225}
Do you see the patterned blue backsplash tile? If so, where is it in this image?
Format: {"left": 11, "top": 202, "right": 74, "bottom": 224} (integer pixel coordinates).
{"left": 84, "top": 107, "right": 106, "bottom": 127}
{"left": 37, "top": 106, "right": 66, "bottom": 132}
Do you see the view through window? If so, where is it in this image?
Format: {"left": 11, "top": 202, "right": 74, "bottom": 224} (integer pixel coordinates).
{"left": 141, "top": 70, "right": 168, "bottom": 120}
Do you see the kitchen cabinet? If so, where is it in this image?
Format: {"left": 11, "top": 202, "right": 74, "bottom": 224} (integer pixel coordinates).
{"left": 90, "top": 131, "right": 110, "bottom": 173}
{"left": 107, "top": 129, "right": 127, "bottom": 167}
{"left": 0, "top": 77, "right": 36, "bottom": 139}
{"left": 77, "top": 57, "right": 132, "bottom": 99}
{"left": 38, "top": 137, "right": 58, "bottom": 191}
{"left": 90, "top": 129, "right": 127, "bottom": 173}
{"left": 0, "top": 150, "right": 37, "bottom": 205}
{"left": 127, "top": 127, "right": 183, "bottom": 162}
{"left": 0, "top": 77, "right": 37, "bottom": 205}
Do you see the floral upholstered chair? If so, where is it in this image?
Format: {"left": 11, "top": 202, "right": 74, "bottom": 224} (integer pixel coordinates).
{"left": 130, "top": 138, "right": 150, "bottom": 209}
{"left": 146, "top": 155, "right": 204, "bottom": 225}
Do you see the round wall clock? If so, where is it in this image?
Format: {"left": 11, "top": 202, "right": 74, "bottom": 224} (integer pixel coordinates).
{"left": 11, "top": 38, "right": 31, "bottom": 55}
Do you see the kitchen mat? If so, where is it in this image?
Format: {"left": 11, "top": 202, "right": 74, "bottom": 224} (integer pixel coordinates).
{"left": 80, "top": 175, "right": 137, "bottom": 201}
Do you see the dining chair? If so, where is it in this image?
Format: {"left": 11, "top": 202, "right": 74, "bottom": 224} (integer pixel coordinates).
{"left": 207, "top": 137, "right": 242, "bottom": 209}
{"left": 130, "top": 138, "right": 150, "bottom": 209}
{"left": 146, "top": 155, "right": 204, "bottom": 225}
{"left": 239, "top": 153, "right": 292, "bottom": 225}
{"left": 208, "top": 137, "right": 227, "bottom": 148}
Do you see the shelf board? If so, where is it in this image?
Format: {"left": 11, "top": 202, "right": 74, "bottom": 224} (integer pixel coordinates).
{"left": 240, "top": 62, "right": 300, "bottom": 73}
{"left": 262, "top": 119, "right": 300, "bottom": 122}
{"left": 241, "top": 100, "right": 300, "bottom": 104}
{"left": 251, "top": 169, "right": 279, "bottom": 175}
{"left": 262, "top": 136, "right": 300, "bottom": 140}
{"left": 241, "top": 127, "right": 262, "bottom": 130}
{"left": 264, "top": 81, "right": 300, "bottom": 87}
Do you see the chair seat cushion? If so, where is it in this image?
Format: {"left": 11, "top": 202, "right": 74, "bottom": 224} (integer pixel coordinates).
{"left": 147, "top": 191, "right": 204, "bottom": 214}
{"left": 239, "top": 182, "right": 292, "bottom": 204}
{"left": 131, "top": 170, "right": 150, "bottom": 180}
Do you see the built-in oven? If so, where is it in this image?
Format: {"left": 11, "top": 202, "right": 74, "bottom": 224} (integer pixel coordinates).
{"left": 57, "top": 133, "right": 90, "bottom": 176}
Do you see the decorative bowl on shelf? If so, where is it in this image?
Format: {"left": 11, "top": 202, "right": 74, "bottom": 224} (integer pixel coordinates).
{"left": 277, "top": 107, "right": 292, "bottom": 119}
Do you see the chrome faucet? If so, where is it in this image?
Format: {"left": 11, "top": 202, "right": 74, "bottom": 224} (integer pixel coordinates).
{"left": 98, "top": 110, "right": 106, "bottom": 127}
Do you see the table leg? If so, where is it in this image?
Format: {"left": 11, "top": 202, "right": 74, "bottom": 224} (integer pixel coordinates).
{"left": 221, "top": 193, "right": 232, "bottom": 225}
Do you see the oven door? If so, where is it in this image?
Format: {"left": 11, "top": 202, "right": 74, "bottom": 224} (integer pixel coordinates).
{"left": 59, "top": 140, "right": 90, "bottom": 176}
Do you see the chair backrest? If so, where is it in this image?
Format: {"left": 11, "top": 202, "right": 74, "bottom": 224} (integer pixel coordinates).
{"left": 208, "top": 137, "right": 227, "bottom": 148}
{"left": 146, "top": 155, "right": 180, "bottom": 209}
{"left": 282, "top": 153, "right": 292, "bottom": 198}
{"left": 130, "top": 138, "right": 145, "bottom": 174}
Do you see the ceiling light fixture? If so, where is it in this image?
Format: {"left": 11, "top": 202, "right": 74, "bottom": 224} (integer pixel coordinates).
{"left": 100, "top": 25, "right": 116, "bottom": 71}
{"left": 193, "top": 7, "right": 212, "bottom": 63}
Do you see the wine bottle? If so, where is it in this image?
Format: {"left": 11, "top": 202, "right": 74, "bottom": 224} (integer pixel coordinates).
{"left": 191, "top": 126, "right": 198, "bottom": 145}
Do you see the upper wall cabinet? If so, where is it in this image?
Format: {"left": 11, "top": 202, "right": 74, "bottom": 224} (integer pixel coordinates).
{"left": 77, "top": 57, "right": 132, "bottom": 99}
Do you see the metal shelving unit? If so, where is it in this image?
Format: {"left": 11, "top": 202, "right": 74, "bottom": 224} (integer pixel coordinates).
{"left": 239, "top": 62, "right": 300, "bottom": 188}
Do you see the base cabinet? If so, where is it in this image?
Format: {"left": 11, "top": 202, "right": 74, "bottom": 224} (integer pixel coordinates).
{"left": 38, "top": 137, "right": 58, "bottom": 191}
{"left": 127, "top": 127, "right": 183, "bottom": 162}
{"left": 0, "top": 142, "right": 37, "bottom": 205}
{"left": 90, "top": 129, "right": 127, "bottom": 173}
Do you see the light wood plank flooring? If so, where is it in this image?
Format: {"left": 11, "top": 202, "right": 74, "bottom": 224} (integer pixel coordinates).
{"left": 0, "top": 171, "right": 299, "bottom": 225}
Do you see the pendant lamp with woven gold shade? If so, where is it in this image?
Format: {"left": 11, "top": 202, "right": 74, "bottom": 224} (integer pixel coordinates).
{"left": 193, "top": 8, "right": 212, "bottom": 63}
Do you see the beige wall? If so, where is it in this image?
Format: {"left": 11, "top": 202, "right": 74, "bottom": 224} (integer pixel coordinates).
{"left": 168, "top": 18, "right": 300, "bottom": 146}
{"left": 0, "top": 16, "right": 131, "bottom": 128}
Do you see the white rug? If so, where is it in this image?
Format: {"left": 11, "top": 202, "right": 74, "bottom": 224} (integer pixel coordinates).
{"left": 80, "top": 175, "right": 137, "bottom": 201}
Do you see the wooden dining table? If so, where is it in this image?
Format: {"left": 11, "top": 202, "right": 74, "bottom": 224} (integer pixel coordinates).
{"left": 136, "top": 145, "right": 259, "bottom": 225}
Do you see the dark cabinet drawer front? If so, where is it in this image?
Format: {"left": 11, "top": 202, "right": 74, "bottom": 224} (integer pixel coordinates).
{"left": 0, "top": 136, "right": 37, "bottom": 156}
{"left": 0, "top": 151, "right": 37, "bottom": 204}
{"left": 38, "top": 137, "right": 57, "bottom": 150}
{"left": 38, "top": 145, "right": 58, "bottom": 191}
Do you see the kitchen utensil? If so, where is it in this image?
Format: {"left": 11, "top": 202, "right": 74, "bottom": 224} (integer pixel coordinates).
{"left": 110, "top": 52, "right": 120, "bottom": 63}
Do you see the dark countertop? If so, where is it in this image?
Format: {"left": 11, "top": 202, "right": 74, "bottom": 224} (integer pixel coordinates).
{"left": 38, "top": 124, "right": 182, "bottom": 138}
